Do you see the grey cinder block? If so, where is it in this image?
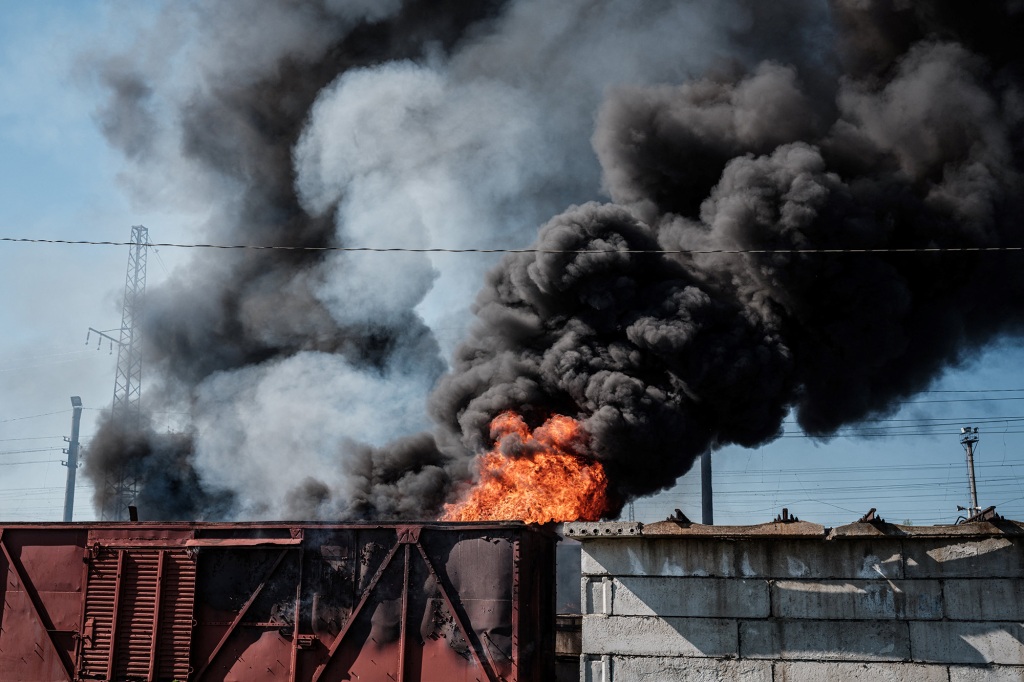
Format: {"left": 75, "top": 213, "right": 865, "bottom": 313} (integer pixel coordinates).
{"left": 910, "top": 622, "right": 1024, "bottom": 665}
{"left": 582, "top": 615, "right": 738, "bottom": 658}
{"left": 740, "top": 619, "right": 911, "bottom": 661}
{"left": 772, "top": 579, "right": 942, "bottom": 620}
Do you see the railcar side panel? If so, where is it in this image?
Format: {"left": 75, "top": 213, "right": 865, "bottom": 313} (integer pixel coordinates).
{"left": 0, "top": 522, "right": 556, "bottom": 682}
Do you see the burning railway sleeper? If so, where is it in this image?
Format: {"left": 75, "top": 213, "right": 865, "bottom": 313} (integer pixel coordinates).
{"left": 0, "top": 522, "right": 557, "bottom": 682}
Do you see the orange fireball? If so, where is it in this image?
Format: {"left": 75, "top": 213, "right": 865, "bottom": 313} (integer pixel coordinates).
{"left": 441, "top": 411, "right": 609, "bottom": 524}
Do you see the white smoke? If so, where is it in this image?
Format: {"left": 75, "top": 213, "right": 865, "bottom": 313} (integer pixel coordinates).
{"left": 190, "top": 351, "right": 436, "bottom": 517}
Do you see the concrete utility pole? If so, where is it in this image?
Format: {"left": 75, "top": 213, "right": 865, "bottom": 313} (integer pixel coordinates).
{"left": 701, "top": 452, "right": 713, "bottom": 525}
{"left": 61, "top": 396, "right": 84, "bottom": 522}
{"left": 960, "top": 426, "right": 980, "bottom": 513}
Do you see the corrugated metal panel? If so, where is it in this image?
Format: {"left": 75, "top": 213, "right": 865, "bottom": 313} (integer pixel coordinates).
{"left": 80, "top": 548, "right": 195, "bottom": 681}
{"left": 79, "top": 548, "right": 121, "bottom": 679}
{"left": 114, "top": 551, "right": 159, "bottom": 678}
{"left": 158, "top": 551, "right": 196, "bottom": 681}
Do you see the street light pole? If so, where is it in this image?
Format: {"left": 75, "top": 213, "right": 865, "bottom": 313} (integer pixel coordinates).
{"left": 62, "top": 396, "right": 84, "bottom": 522}
{"left": 960, "top": 426, "right": 980, "bottom": 514}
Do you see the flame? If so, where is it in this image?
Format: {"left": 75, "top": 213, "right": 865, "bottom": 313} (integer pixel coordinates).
{"left": 441, "top": 411, "right": 609, "bottom": 524}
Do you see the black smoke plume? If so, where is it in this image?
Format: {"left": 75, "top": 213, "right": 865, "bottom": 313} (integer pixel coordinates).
{"left": 84, "top": 414, "right": 235, "bottom": 520}
{"left": 86, "top": 0, "right": 1024, "bottom": 519}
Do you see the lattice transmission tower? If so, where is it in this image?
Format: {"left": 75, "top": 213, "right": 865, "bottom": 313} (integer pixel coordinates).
{"left": 90, "top": 225, "right": 148, "bottom": 520}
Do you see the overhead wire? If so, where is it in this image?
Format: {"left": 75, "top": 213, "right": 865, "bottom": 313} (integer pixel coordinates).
{"left": 3, "top": 235, "right": 1024, "bottom": 255}
{"left": 0, "top": 459, "right": 61, "bottom": 466}
{"left": 0, "top": 410, "right": 69, "bottom": 423}
{"left": 0, "top": 348, "right": 97, "bottom": 367}
{"left": 0, "top": 447, "right": 61, "bottom": 456}
{"left": 778, "top": 429, "right": 1024, "bottom": 439}
{"left": 916, "top": 388, "right": 1024, "bottom": 393}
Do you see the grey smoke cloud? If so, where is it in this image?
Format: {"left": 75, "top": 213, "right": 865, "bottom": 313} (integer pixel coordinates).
{"left": 593, "top": 62, "right": 820, "bottom": 221}
{"left": 188, "top": 351, "right": 439, "bottom": 518}
{"left": 84, "top": 0, "right": 1024, "bottom": 520}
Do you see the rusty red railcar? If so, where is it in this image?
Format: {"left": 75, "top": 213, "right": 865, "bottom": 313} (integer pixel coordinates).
{"left": 0, "top": 521, "right": 557, "bottom": 682}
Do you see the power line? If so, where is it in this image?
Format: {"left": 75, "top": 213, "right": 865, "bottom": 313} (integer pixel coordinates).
{"left": 0, "top": 459, "right": 60, "bottom": 466}
{"left": 3, "top": 236, "right": 1024, "bottom": 255}
{"left": 899, "top": 397, "right": 1024, "bottom": 404}
{"left": 712, "top": 461, "right": 1024, "bottom": 475}
{"left": 787, "top": 414, "right": 1024, "bottom": 424}
{"left": 0, "top": 484, "right": 96, "bottom": 495}
{"left": 0, "top": 354, "right": 107, "bottom": 373}
{"left": 918, "top": 389, "right": 1024, "bottom": 394}
{"left": 778, "top": 429, "right": 1024, "bottom": 439}
{"left": 0, "top": 447, "right": 61, "bottom": 456}
{"left": 0, "top": 410, "right": 69, "bottom": 423}
{"left": 0, "top": 348, "right": 97, "bottom": 365}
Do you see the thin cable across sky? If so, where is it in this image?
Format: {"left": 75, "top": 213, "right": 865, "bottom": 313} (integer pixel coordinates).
{"left": 3, "top": 236, "right": 1024, "bottom": 255}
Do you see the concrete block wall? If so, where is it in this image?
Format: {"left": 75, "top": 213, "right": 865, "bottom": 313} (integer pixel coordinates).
{"left": 565, "top": 519, "right": 1024, "bottom": 682}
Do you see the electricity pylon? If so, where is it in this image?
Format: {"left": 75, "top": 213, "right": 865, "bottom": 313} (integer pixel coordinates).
{"left": 90, "top": 225, "right": 148, "bottom": 520}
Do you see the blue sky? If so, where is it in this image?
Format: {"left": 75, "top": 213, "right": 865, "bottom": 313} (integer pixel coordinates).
{"left": 0, "top": 1, "right": 185, "bottom": 521}
{"left": 654, "top": 342, "right": 1024, "bottom": 527}
{"left": 1, "top": 2, "right": 1023, "bottom": 527}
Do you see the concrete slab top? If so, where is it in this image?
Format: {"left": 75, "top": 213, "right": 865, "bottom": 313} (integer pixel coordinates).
{"left": 830, "top": 519, "right": 1024, "bottom": 539}
{"left": 564, "top": 520, "right": 826, "bottom": 539}
{"left": 563, "top": 518, "right": 1024, "bottom": 541}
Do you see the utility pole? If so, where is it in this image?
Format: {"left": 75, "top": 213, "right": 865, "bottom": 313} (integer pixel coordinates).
{"left": 960, "top": 426, "right": 980, "bottom": 514}
{"left": 89, "top": 225, "right": 148, "bottom": 521}
{"left": 701, "top": 451, "right": 713, "bottom": 525}
{"left": 61, "top": 396, "right": 83, "bottom": 522}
